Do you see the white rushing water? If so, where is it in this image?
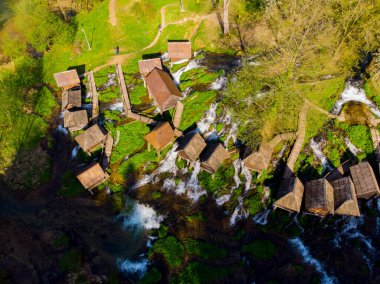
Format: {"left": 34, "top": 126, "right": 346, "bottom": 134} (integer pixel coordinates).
{"left": 114, "top": 130, "right": 120, "bottom": 147}
{"left": 216, "top": 159, "right": 242, "bottom": 206}
{"left": 109, "top": 101, "right": 124, "bottom": 112}
{"left": 160, "top": 52, "right": 170, "bottom": 62}
{"left": 185, "top": 161, "right": 206, "bottom": 202}
{"left": 310, "top": 138, "right": 333, "bottom": 173}
{"left": 252, "top": 208, "right": 271, "bottom": 225}
{"left": 197, "top": 103, "right": 218, "bottom": 137}
{"left": 290, "top": 238, "right": 338, "bottom": 284}
{"left": 230, "top": 196, "right": 249, "bottom": 226}
{"left": 104, "top": 73, "right": 117, "bottom": 88}
{"left": 224, "top": 122, "right": 238, "bottom": 148}
{"left": 344, "top": 137, "right": 361, "bottom": 156}
{"left": 116, "top": 258, "right": 149, "bottom": 278}
{"left": 121, "top": 202, "right": 163, "bottom": 230}
{"left": 56, "top": 124, "right": 68, "bottom": 135}
{"left": 331, "top": 81, "right": 380, "bottom": 117}
{"left": 172, "top": 60, "right": 202, "bottom": 85}
{"left": 70, "top": 145, "right": 80, "bottom": 159}
{"left": 210, "top": 75, "right": 227, "bottom": 90}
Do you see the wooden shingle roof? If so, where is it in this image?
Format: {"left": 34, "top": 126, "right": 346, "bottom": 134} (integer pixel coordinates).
{"left": 243, "top": 143, "right": 273, "bottom": 173}
{"left": 274, "top": 177, "right": 304, "bottom": 213}
{"left": 62, "top": 89, "right": 82, "bottom": 110}
{"left": 304, "top": 179, "right": 334, "bottom": 217}
{"left": 75, "top": 124, "right": 107, "bottom": 153}
{"left": 144, "top": 122, "right": 175, "bottom": 151}
{"left": 168, "top": 41, "right": 192, "bottom": 62}
{"left": 177, "top": 132, "right": 206, "bottom": 163}
{"left": 330, "top": 177, "right": 360, "bottom": 217}
{"left": 145, "top": 68, "right": 181, "bottom": 113}
{"left": 350, "top": 162, "right": 380, "bottom": 199}
{"left": 138, "top": 58, "right": 163, "bottom": 77}
{"left": 77, "top": 163, "right": 109, "bottom": 190}
{"left": 54, "top": 69, "right": 80, "bottom": 90}
{"left": 63, "top": 110, "right": 88, "bottom": 132}
{"left": 200, "top": 143, "right": 228, "bottom": 174}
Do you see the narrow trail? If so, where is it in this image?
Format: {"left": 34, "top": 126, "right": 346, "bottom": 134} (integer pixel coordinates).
{"left": 283, "top": 103, "right": 309, "bottom": 178}
{"left": 109, "top": 0, "right": 117, "bottom": 26}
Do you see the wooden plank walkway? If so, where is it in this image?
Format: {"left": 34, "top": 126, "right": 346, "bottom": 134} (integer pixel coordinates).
{"left": 128, "top": 112, "right": 155, "bottom": 124}
{"left": 115, "top": 63, "right": 132, "bottom": 113}
{"left": 370, "top": 127, "right": 380, "bottom": 162}
{"left": 102, "top": 133, "right": 114, "bottom": 169}
{"left": 88, "top": 71, "right": 99, "bottom": 119}
{"left": 268, "top": 132, "right": 297, "bottom": 148}
{"left": 283, "top": 104, "right": 309, "bottom": 178}
{"left": 173, "top": 101, "right": 184, "bottom": 129}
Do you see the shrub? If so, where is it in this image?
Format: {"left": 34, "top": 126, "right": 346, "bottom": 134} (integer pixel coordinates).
{"left": 183, "top": 239, "right": 228, "bottom": 260}
{"left": 59, "top": 250, "right": 82, "bottom": 272}
{"left": 139, "top": 268, "right": 162, "bottom": 284}
{"left": 242, "top": 240, "right": 277, "bottom": 260}
{"left": 153, "top": 236, "right": 185, "bottom": 268}
{"left": 172, "top": 262, "right": 228, "bottom": 284}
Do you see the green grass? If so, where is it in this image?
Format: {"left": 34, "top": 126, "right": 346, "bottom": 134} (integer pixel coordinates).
{"left": 297, "top": 78, "right": 345, "bottom": 110}
{"left": 198, "top": 163, "right": 235, "bottom": 193}
{"left": 59, "top": 171, "right": 85, "bottom": 196}
{"left": 179, "top": 90, "right": 217, "bottom": 131}
{"left": 130, "top": 84, "right": 147, "bottom": 105}
{"left": 107, "top": 121, "right": 151, "bottom": 164}
{"left": 242, "top": 240, "right": 277, "bottom": 260}
{"left": 342, "top": 123, "right": 373, "bottom": 159}
{"left": 172, "top": 262, "right": 228, "bottom": 284}
{"left": 304, "top": 108, "right": 329, "bottom": 145}
{"left": 183, "top": 239, "right": 228, "bottom": 260}
{"left": 179, "top": 68, "right": 222, "bottom": 90}
{"left": 117, "top": 149, "right": 158, "bottom": 176}
{"left": 152, "top": 236, "right": 185, "bottom": 269}
{"left": 34, "top": 87, "right": 57, "bottom": 119}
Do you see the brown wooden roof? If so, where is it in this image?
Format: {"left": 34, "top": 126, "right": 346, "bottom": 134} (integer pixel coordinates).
{"left": 144, "top": 122, "right": 175, "bottom": 151}
{"left": 62, "top": 89, "right": 82, "bottom": 110}
{"left": 243, "top": 143, "right": 273, "bottom": 172}
{"left": 145, "top": 68, "right": 181, "bottom": 113}
{"left": 330, "top": 177, "right": 360, "bottom": 217}
{"left": 168, "top": 41, "right": 192, "bottom": 61}
{"left": 350, "top": 162, "right": 380, "bottom": 199}
{"left": 304, "top": 179, "right": 334, "bottom": 217}
{"left": 138, "top": 58, "right": 163, "bottom": 77}
{"left": 325, "top": 160, "right": 353, "bottom": 182}
{"left": 54, "top": 70, "right": 80, "bottom": 90}
{"left": 177, "top": 132, "right": 206, "bottom": 162}
{"left": 200, "top": 143, "right": 228, "bottom": 174}
{"left": 274, "top": 177, "right": 304, "bottom": 213}
{"left": 77, "top": 163, "right": 109, "bottom": 190}
{"left": 63, "top": 110, "right": 88, "bottom": 132}
{"left": 75, "top": 124, "right": 107, "bottom": 153}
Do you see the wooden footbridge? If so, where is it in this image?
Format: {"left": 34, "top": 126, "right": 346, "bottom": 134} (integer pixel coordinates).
{"left": 87, "top": 71, "right": 99, "bottom": 120}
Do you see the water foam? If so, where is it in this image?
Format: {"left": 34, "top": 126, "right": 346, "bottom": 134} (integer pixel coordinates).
{"left": 121, "top": 202, "right": 163, "bottom": 230}
{"left": 310, "top": 138, "right": 333, "bottom": 173}
{"left": 116, "top": 258, "right": 149, "bottom": 278}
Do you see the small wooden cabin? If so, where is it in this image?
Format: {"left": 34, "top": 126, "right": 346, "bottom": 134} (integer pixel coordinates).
{"left": 200, "top": 143, "right": 228, "bottom": 174}
{"left": 350, "top": 162, "right": 380, "bottom": 199}
{"left": 54, "top": 69, "right": 81, "bottom": 91}
{"left": 75, "top": 124, "right": 107, "bottom": 154}
{"left": 274, "top": 177, "right": 304, "bottom": 213}
{"left": 62, "top": 89, "right": 82, "bottom": 111}
{"left": 243, "top": 143, "right": 273, "bottom": 173}
{"left": 304, "top": 179, "right": 334, "bottom": 217}
{"left": 177, "top": 132, "right": 206, "bottom": 163}
{"left": 145, "top": 68, "right": 181, "bottom": 113}
{"left": 138, "top": 58, "right": 163, "bottom": 78}
{"left": 144, "top": 122, "right": 175, "bottom": 151}
{"left": 77, "top": 163, "right": 109, "bottom": 190}
{"left": 330, "top": 177, "right": 360, "bottom": 217}
{"left": 63, "top": 110, "right": 88, "bottom": 132}
{"left": 168, "top": 41, "right": 192, "bottom": 62}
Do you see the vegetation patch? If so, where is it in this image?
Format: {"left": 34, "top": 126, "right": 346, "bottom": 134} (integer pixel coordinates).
{"left": 59, "top": 171, "right": 85, "bottom": 196}
{"left": 172, "top": 262, "right": 228, "bottom": 284}
{"left": 183, "top": 239, "right": 228, "bottom": 260}
{"left": 152, "top": 236, "right": 185, "bottom": 269}
{"left": 59, "top": 249, "right": 82, "bottom": 272}
{"left": 198, "top": 164, "right": 235, "bottom": 193}
{"left": 242, "top": 240, "right": 277, "bottom": 260}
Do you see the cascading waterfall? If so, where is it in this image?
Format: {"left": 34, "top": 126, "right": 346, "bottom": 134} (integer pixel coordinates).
{"left": 172, "top": 60, "right": 203, "bottom": 85}
{"left": 344, "top": 137, "right": 361, "bottom": 156}
{"left": 224, "top": 122, "right": 238, "bottom": 148}
{"left": 230, "top": 196, "right": 249, "bottom": 226}
{"left": 289, "top": 238, "right": 338, "bottom": 284}
{"left": 108, "top": 101, "right": 124, "bottom": 112}
{"left": 197, "top": 103, "right": 218, "bottom": 138}
{"left": 56, "top": 124, "right": 68, "bottom": 135}
{"left": 253, "top": 187, "right": 271, "bottom": 225}
{"left": 209, "top": 75, "right": 227, "bottom": 90}
{"left": 120, "top": 202, "right": 163, "bottom": 230}
{"left": 185, "top": 161, "right": 206, "bottom": 202}
{"left": 114, "top": 130, "right": 120, "bottom": 147}
{"left": 116, "top": 258, "right": 149, "bottom": 278}
{"left": 70, "top": 145, "right": 80, "bottom": 159}
{"left": 331, "top": 81, "right": 380, "bottom": 117}
{"left": 310, "top": 138, "right": 333, "bottom": 173}
{"left": 216, "top": 159, "right": 242, "bottom": 206}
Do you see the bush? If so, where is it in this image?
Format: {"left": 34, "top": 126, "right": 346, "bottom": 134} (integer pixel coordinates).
{"left": 139, "top": 268, "right": 161, "bottom": 284}
{"left": 172, "top": 262, "right": 228, "bottom": 284}
{"left": 59, "top": 250, "right": 82, "bottom": 272}
{"left": 183, "top": 239, "right": 228, "bottom": 260}
{"left": 346, "top": 125, "right": 373, "bottom": 155}
{"left": 242, "top": 240, "right": 277, "bottom": 260}
{"left": 153, "top": 236, "right": 185, "bottom": 269}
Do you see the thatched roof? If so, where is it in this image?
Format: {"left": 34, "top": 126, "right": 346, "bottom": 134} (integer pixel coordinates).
{"left": 62, "top": 89, "right": 82, "bottom": 110}
{"left": 145, "top": 68, "right": 181, "bottom": 113}
{"left": 177, "top": 132, "right": 206, "bottom": 163}
{"left": 243, "top": 143, "right": 273, "bottom": 172}
{"left": 330, "top": 177, "right": 360, "bottom": 217}
{"left": 144, "top": 122, "right": 175, "bottom": 151}
{"left": 77, "top": 163, "right": 109, "bottom": 190}
{"left": 200, "top": 143, "right": 228, "bottom": 174}
{"left": 350, "top": 162, "right": 380, "bottom": 199}
{"left": 168, "top": 41, "right": 192, "bottom": 62}
{"left": 54, "top": 69, "right": 80, "bottom": 90}
{"left": 304, "top": 179, "right": 334, "bottom": 217}
{"left": 63, "top": 110, "right": 88, "bottom": 132}
{"left": 274, "top": 177, "right": 304, "bottom": 213}
{"left": 138, "top": 58, "right": 163, "bottom": 77}
{"left": 325, "top": 160, "right": 353, "bottom": 182}
{"left": 75, "top": 124, "right": 107, "bottom": 153}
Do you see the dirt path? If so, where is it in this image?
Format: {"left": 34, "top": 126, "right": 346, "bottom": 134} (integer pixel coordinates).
{"left": 109, "top": 0, "right": 117, "bottom": 26}
{"left": 283, "top": 103, "right": 309, "bottom": 178}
